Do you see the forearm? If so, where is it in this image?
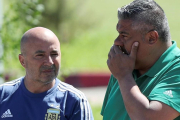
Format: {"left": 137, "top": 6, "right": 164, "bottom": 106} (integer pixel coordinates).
{"left": 117, "top": 74, "right": 151, "bottom": 120}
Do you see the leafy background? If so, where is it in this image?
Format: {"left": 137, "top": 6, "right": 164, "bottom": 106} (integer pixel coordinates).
{"left": 0, "top": 0, "right": 180, "bottom": 119}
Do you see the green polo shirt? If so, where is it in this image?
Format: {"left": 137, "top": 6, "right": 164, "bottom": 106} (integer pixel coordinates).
{"left": 101, "top": 41, "right": 180, "bottom": 120}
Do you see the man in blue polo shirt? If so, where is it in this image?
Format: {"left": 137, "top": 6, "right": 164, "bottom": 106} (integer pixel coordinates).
{"left": 0, "top": 27, "right": 94, "bottom": 120}
{"left": 101, "top": 0, "right": 180, "bottom": 120}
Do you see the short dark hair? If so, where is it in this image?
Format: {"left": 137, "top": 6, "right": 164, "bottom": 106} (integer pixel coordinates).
{"left": 118, "top": 0, "right": 170, "bottom": 42}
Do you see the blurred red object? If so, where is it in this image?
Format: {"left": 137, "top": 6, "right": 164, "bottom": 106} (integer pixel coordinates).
{"left": 64, "top": 72, "right": 111, "bottom": 87}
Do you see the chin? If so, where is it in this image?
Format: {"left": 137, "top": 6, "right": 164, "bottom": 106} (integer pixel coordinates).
{"left": 41, "top": 79, "right": 54, "bottom": 85}
{"left": 39, "top": 76, "right": 56, "bottom": 84}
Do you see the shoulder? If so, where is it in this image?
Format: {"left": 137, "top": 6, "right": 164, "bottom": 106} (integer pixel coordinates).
{"left": 0, "top": 77, "right": 23, "bottom": 101}
{"left": 0, "top": 77, "right": 22, "bottom": 90}
{"left": 165, "top": 57, "right": 180, "bottom": 73}
{"left": 57, "top": 80, "right": 87, "bottom": 100}
{"left": 56, "top": 80, "right": 94, "bottom": 120}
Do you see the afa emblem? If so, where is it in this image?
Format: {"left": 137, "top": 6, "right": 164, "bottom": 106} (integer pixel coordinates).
{"left": 45, "top": 108, "right": 60, "bottom": 120}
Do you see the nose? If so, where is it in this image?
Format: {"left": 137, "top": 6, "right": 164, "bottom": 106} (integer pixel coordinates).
{"left": 114, "top": 35, "right": 124, "bottom": 46}
{"left": 44, "top": 56, "right": 54, "bottom": 66}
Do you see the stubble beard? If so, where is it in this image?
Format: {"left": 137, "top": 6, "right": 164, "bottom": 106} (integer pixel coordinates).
{"left": 37, "top": 75, "right": 56, "bottom": 85}
{"left": 38, "top": 65, "right": 59, "bottom": 85}
{"left": 39, "top": 71, "right": 58, "bottom": 85}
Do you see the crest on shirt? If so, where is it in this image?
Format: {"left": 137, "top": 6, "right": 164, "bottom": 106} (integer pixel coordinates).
{"left": 45, "top": 108, "right": 60, "bottom": 120}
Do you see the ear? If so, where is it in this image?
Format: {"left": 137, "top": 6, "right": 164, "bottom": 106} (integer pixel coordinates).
{"left": 146, "top": 30, "right": 159, "bottom": 44}
{"left": 19, "top": 54, "right": 26, "bottom": 68}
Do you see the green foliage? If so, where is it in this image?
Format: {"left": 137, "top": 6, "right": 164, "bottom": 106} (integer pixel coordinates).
{"left": 39, "top": 0, "right": 97, "bottom": 43}
{"left": 0, "top": 0, "right": 44, "bottom": 78}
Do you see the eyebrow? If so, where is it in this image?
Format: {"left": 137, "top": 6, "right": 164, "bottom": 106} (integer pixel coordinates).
{"left": 35, "top": 50, "right": 59, "bottom": 54}
{"left": 120, "top": 31, "right": 129, "bottom": 35}
{"left": 116, "top": 24, "right": 129, "bottom": 35}
{"left": 35, "top": 50, "right": 45, "bottom": 54}
{"left": 51, "top": 49, "right": 59, "bottom": 52}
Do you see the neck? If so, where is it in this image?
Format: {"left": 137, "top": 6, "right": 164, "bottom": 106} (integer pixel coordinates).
{"left": 24, "top": 77, "right": 56, "bottom": 93}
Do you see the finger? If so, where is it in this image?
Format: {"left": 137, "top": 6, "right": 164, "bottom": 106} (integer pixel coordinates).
{"left": 108, "top": 46, "right": 114, "bottom": 59}
{"left": 114, "top": 45, "right": 123, "bottom": 54}
{"left": 109, "top": 45, "right": 116, "bottom": 56}
{"left": 108, "top": 46, "right": 113, "bottom": 59}
{"left": 107, "top": 59, "right": 112, "bottom": 72}
{"left": 130, "top": 42, "right": 139, "bottom": 59}
{"left": 107, "top": 59, "right": 110, "bottom": 66}
{"left": 108, "top": 53, "right": 111, "bottom": 59}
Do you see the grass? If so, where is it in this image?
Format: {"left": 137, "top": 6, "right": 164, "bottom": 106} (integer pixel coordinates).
{"left": 91, "top": 105, "right": 103, "bottom": 120}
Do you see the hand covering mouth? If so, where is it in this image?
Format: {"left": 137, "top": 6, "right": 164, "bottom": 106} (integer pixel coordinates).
{"left": 119, "top": 46, "right": 129, "bottom": 55}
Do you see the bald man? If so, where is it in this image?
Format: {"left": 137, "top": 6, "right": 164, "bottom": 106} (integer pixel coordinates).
{"left": 0, "top": 27, "right": 94, "bottom": 120}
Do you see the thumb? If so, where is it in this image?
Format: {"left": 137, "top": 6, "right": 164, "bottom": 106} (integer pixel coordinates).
{"left": 130, "top": 42, "right": 139, "bottom": 59}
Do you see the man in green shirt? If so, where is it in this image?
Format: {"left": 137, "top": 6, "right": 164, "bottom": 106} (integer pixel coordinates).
{"left": 101, "top": 0, "right": 180, "bottom": 120}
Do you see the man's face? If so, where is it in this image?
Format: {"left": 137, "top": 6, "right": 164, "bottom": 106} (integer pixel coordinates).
{"left": 115, "top": 19, "right": 150, "bottom": 69}
{"left": 21, "top": 36, "right": 61, "bottom": 84}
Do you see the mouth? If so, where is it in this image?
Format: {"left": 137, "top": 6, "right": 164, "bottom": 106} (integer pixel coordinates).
{"left": 40, "top": 65, "right": 56, "bottom": 73}
{"left": 42, "top": 69, "right": 54, "bottom": 72}
{"left": 41, "top": 69, "right": 55, "bottom": 74}
{"left": 119, "top": 46, "right": 129, "bottom": 55}
{"left": 41, "top": 67, "right": 55, "bottom": 73}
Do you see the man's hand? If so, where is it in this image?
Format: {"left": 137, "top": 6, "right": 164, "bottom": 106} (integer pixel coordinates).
{"left": 107, "top": 42, "right": 139, "bottom": 79}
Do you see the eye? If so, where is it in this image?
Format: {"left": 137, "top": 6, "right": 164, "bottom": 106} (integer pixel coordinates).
{"left": 51, "top": 53, "right": 58, "bottom": 56}
{"left": 36, "top": 54, "right": 43, "bottom": 56}
{"left": 121, "top": 35, "right": 125, "bottom": 37}
{"left": 120, "top": 34, "right": 128, "bottom": 39}
{"left": 35, "top": 54, "right": 44, "bottom": 58}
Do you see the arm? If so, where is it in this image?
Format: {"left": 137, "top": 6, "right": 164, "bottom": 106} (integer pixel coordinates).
{"left": 118, "top": 74, "right": 179, "bottom": 120}
{"left": 107, "top": 42, "right": 179, "bottom": 120}
{"left": 68, "top": 93, "right": 94, "bottom": 120}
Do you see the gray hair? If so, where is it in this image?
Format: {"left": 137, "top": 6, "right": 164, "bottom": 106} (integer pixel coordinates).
{"left": 118, "top": 0, "right": 170, "bottom": 42}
